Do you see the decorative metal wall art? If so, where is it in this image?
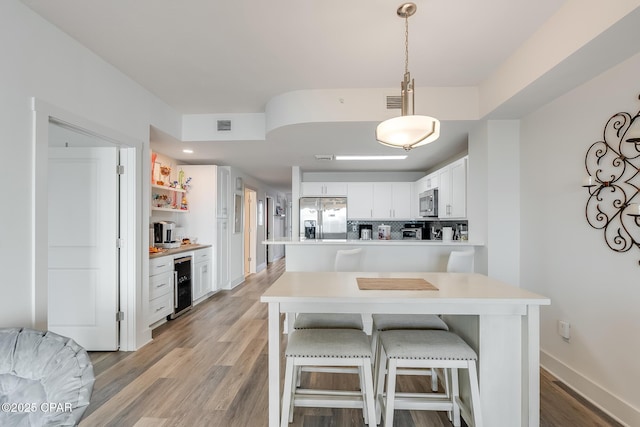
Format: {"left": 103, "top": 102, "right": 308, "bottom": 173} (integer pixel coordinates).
{"left": 584, "top": 95, "right": 640, "bottom": 261}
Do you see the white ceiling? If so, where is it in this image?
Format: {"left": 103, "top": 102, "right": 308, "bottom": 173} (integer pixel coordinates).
{"left": 20, "top": 0, "right": 596, "bottom": 191}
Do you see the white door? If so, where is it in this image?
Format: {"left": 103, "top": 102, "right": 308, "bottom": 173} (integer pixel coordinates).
{"left": 48, "top": 147, "right": 119, "bottom": 350}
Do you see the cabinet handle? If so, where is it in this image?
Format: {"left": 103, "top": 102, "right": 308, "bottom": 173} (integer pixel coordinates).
{"left": 156, "top": 264, "right": 166, "bottom": 268}
{"left": 155, "top": 306, "right": 165, "bottom": 312}
{"left": 156, "top": 283, "right": 167, "bottom": 288}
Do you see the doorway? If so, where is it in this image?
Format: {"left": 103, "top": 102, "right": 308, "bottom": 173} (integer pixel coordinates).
{"left": 33, "top": 99, "right": 139, "bottom": 351}
{"left": 266, "top": 196, "right": 273, "bottom": 263}
{"left": 244, "top": 188, "right": 257, "bottom": 276}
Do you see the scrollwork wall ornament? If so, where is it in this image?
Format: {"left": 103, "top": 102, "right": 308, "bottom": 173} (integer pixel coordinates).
{"left": 584, "top": 95, "right": 640, "bottom": 262}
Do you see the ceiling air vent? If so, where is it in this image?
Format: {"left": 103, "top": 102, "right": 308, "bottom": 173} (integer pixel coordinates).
{"left": 386, "top": 95, "right": 402, "bottom": 110}
{"left": 217, "top": 120, "right": 231, "bottom": 131}
{"left": 314, "top": 154, "right": 334, "bottom": 161}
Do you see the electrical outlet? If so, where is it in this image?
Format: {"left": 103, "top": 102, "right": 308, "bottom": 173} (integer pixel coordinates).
{"left": 558, "top": 320, "right": 571, "bottom": 340}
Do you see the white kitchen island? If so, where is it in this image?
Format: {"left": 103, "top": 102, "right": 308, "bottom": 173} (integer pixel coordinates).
{"left": 261, "top": 271, "right": 550, "bottom": 427}
{"left": 263, "top": 238, "right": 484, "bottom": 272}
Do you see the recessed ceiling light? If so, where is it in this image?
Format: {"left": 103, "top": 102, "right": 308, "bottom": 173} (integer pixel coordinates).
{"left": 334, "top": 155, "right": 407, "bottom": 161}
{"left": 182, "top": 149, "right": 193, "bottom": 154}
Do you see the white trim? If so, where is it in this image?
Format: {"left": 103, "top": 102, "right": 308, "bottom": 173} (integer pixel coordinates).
{"left": 541, "top": 351, "right": 635, "bottom": 427}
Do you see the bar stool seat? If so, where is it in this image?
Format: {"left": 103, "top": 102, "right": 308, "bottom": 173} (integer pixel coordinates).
{"left": 376, "top": 329, "right": 483, "bottom": 427}
{"left": 371, "top": 314, "right": 449, "bottom": 392}
{"left": 294, "top": 313, "right": 363, "bottom": 330}
{"left": 281, "top": 329, "right": 377, "bottom": 427}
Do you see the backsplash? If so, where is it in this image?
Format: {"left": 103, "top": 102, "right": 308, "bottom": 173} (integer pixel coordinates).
{"left": 347, "top": 219, "right": 468, "bottom": 240}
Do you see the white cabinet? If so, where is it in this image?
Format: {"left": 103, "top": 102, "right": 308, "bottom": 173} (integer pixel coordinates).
{"left": 217, "top": 166, "right": 230, "bottom": 218}
{"left": 217, "top": 219, "right": 229, "bottom": 290}
{"left": 372, "top": 182, "right": 412, "bottom": 219}
{"left": 301, "top": 182, "right": 347, "bottom": 196}
{"left": 347, "top": 182, "right": 411, "bottom": 219}
{"left": 438, "top": 157, "right": 467, "bottom": 219}
{"left": 347, "top": 183, "right": 374, "bottom": 219}
{"left": 148, "top": 257, "right": 174, "bottom": 326}
{"left": 192, "top": 247, "right": 213, "bottom": 302}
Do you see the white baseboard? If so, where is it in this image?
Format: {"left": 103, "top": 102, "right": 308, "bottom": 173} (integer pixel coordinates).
{"left": 256, "top": 262, "right": 267, "bottom": 272}
{"left": 541, "top": 350, "right": 637, "bottom": 426}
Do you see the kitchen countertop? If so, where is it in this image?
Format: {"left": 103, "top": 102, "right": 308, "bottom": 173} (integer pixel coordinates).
{"left": 149, "top": 243, "right": 212, "bottom": 259}
{"left": 262, "top": 238, "right": 483, "bottom": 246}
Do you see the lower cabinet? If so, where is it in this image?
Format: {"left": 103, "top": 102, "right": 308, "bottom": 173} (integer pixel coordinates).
{"left": 192, "top": 248, "right": 214, "bottom": 302}
{"left": 148, "top": 258, "right": 174, "bottom": 326}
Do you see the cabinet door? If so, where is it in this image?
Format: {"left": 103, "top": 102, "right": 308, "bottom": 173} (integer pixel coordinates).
{"left": 193, "top": 260, "right": 213, "bottom": 302}
{"left": 324, "top": 182, "right": 347, "bottom": 196}
{"left": 217, "top": 219, "right": 229, "bottom": 290}
{"left": 347, "top": 183, "right": 373, "bottom": 219}
{"left": 372, "top": 183, "right": 393, "bottom": 219}
{"left": 391, "top": 182, "right": 412, "bottom": 219}
{"left": 449, "top": 158, "right": 467, "bottom": 218}
{"left": 437, "top": 167, "right": 451, "bottom": 218}
{"left": 217, "top": 166, "right": 230, "bottom": 218}
{"left": 300, "top": 182, "right": 325, "bottom": 196}
{"left": 301, "top": 182, "right": 347, "bottom": 196}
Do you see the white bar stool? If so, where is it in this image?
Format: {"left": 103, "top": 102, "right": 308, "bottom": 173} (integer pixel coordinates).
{"left": 376, "top": 329, "right": 483, "bottom": 427}
{"left": 371, "top": 314, "right": 449, "bottom": 393}
{"left": 281, "top": 328, "right": 377, "bottom": 427}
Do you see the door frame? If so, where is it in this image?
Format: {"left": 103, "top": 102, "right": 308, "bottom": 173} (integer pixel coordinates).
{"left": 32, "top": 98, "right": 143, "bottom": 351}
{"left": 243, "top": 187, "right": 257, "bottom": 276}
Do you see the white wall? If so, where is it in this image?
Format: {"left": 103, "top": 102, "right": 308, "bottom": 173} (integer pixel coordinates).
{"left": 520, "top": 52, "right": 640, "bottom": 425}
{"left": 0, "top": 0, "right": 180, "bottom": 350}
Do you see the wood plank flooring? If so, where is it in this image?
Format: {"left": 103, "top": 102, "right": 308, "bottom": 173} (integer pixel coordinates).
{"left": 82, "top": 258, "right": 622, "bottom": 427}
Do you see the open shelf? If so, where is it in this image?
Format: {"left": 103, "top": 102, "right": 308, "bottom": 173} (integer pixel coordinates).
{"left": 152, "top": 183, "right": 187, "bottom": 193}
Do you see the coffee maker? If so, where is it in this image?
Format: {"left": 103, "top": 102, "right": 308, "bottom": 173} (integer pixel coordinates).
{"left": 154, "top": 221, "right": 179, "bottom": 248}
{"left": 304, "top": 220, "right": 316, "bottom": 239}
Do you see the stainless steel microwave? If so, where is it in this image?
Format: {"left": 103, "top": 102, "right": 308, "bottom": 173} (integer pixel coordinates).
{"left": 419, "top": 189, "right": 438, "bottom": 217}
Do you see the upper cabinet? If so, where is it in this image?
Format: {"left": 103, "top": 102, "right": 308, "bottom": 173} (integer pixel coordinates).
{"left": 411, "top": 173, "right": 439, "bottom": 217}
{"left": 347, "top": 182, "right": 374, "bottom": 219}
{"left": 438, "top": 157, "right": 467, "bottom": 219}
{"left": 301, "top": 182, "right": 348, "bottom": 197}
{"left": 217, "top": 166, "right": 230, "bottom": 218}
{"left": 347, "top": 182, "right": 412, "bottom": 220}
{"left": 372, "top": 182, "right": 411, "bottom": 219}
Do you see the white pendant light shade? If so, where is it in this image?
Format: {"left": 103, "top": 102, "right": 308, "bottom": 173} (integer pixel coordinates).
{"left": 376, "top": 115, "right": 440, "bottom": 150}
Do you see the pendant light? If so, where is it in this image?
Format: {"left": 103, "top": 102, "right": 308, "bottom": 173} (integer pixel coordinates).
{"left": 376, "top": 3, "right": 440, "bottom": 151}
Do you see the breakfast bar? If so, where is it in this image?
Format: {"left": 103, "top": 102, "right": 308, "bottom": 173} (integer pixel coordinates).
{"left": 260, "top": 271, "right": 550, "bottom": 427}
{"left": 263, "top": 238, "right": 484, "bottom": 272}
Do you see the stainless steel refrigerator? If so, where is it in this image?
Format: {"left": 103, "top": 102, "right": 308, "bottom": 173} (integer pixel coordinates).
{"left": 300, "top": 197, "right": 347, "bottom": 240}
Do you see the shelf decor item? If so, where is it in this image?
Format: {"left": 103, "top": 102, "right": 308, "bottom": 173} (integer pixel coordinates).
{"left": 583, "top": 94, "right": 640, "bottom": 263}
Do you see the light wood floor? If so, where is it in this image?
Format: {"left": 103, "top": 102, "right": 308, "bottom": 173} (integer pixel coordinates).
{"left": 82, "top": 258, "right": 622, "bottom": 427}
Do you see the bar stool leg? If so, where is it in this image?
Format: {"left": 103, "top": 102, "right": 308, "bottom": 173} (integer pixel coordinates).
{"left": 374, "top": 346, "right": 388, "bottom": 423}
{"left": 384, "top": 359, "right": 398, "bottom": 427}
{"left": 361, "top": 360, "right": 377, "bottom": 427}
{"left": 451, "top": 367, "right": 461, "bottom": 427}
{"left": 281, "top": 357, "right": 295, "bottom": 427}
{"left": 468, "top": 361, "right": 483, "bottom": 427}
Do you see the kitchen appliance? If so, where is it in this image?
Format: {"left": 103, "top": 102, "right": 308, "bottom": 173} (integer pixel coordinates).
{"left": 170, "top": 256, "right": 192, "bottom": 319}
{"left": 154, "top": 221, "right": 180, "bottom": 248}
{"left": 304, "top": 220, "right": 316, "bottom": 239}
{"left": 377, "top": 224, "right": 391, "bottom": 240}
{"left": 358, "top": 224, "right": 373, "bottom": 240}
{"left": 402, "top": 222, "right": 428, "bottom": 240}
{"left": 419, "top": 189, "right": 438, "bottom": 217}
{"left": 299, "top": 197, "right": 347, "bottom": 240}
